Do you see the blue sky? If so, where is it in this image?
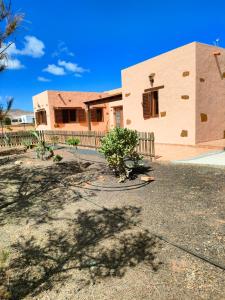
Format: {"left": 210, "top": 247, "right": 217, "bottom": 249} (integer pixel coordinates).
{"left": 1, "top": 0, "right": 225, "bottom": 111}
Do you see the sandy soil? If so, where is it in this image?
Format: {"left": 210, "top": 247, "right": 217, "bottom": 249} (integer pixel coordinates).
{"left": 0, "top": 149, "right": 225, "bottom": 300}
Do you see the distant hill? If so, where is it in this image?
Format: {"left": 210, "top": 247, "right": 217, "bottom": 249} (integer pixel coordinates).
{"left": 8, "top": 109, "right": 34, "bottom": 118}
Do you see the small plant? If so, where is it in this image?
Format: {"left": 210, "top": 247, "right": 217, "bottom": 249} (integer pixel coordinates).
{"left": 53, "top": 154, "right": 63, "bottom": 162}
{"left": 22, "top": 139, "right": 33, "bottom": 150}
{"left": 50, "top": 135, "right": 59, "bottom": 146}
{"left": 66, "top": 137, "right": 80, "bottom": 147}
{"left": 31, "top": 131, "right": 54, "bottom": 160}
{"left": 99, "top": 128, "right": 143, "bottom": 182}
{"left": 3, "top": 133, "right": 10, "bottom": 146}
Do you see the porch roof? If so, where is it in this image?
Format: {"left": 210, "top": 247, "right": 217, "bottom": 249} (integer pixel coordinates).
{"left": 84, "top": 92, "right": 122, "bottom": 106}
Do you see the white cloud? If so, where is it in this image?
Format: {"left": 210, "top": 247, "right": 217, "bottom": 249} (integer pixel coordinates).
{"left": 42, "top": 58, "right": 89, "bottom": 77}
{"left": 7, "top": 36, "right": 45, "bottom": 58}
{"left": 5, "top": 58, "right": 25, "bottom": 70}
{"left": 43, "top": 64, "right": 66, "bottom": 76}
{"left": 0, "top": 44, "right": 24, "bottom": 70}
{"left": 52, "top": 41, "right": 75, "bottom": 57}
{"left": 37, "top": 76, "right": 51, "bottom": 82}
{"left": 0, "top": 35, "right": 44, "bottom": 71}
{"left": 58, "top": 59, "right": 88, "bottom": 74}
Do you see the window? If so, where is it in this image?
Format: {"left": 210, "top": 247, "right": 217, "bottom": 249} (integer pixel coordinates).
{"left": 35, "top": 110, "right": 47, "bottom": 125}
{"left": 55, "top": 108, "right": 86, "bottom": 123}
{"left": 90, "top": 108, "right": 103, "bottom": 122}
{"left": 142, "top": 91, "right": 159, "bottom": 119}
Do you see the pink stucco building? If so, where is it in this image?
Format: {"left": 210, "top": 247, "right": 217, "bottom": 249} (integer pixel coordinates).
{"left": 33, "top": 42, "right": 225, "bottom": 145}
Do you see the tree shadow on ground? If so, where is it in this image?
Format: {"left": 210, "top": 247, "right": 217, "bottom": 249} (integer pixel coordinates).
{"left": 5, "top": 206, "right": 161, "bottom": 299}
{"left": 0, "top": 160, "right": 98, "bottom": 225}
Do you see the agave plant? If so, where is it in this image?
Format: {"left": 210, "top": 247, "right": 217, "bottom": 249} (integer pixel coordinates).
{"left": 31, "top": 131, "right": 54, "bottom": 160}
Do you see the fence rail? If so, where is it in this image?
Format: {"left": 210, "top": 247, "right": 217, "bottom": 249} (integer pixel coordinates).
{"left": 0, "top": 131, "right": 37, "bottom": 147}
{"left": 43, "top": 130, "right": 155, "bottom": 159}
{"left": 43, "top": 130, "right": 105, "bottom": 150}
{"left": 0, "top": 130, "right": 155, "bottom": 159}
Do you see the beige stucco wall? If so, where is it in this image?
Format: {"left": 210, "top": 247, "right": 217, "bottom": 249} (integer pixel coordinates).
{"left": 33, "top": 91, "right": 51, "bottom": 130}
{"left": 121, "top": 42, "right": 197, "bottom": 144}
{"left": 196, "top": 43, "right": 225, "bottom": 143}
{"left": 33, "top": 91, "right": 109, "bottom": 131}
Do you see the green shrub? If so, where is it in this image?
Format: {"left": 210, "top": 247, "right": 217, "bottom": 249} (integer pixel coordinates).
{"left": 66, "top": 137, "right": 80, "bottom": 147}
{"left": 3, "top": 117, "right": 11, "bottom": 126}
{"left": 99, "top": 128, "right": 143, "bottom": 181}
{"left": 53, "top": 154, "right": 63, "bottom": 162}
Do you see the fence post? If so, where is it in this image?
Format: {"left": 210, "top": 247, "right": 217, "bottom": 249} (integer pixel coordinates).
{"left": 94, "top": 131, "right": 97, "bottom": 150}
{"left": 151, "top": 132, "right": 155, "bottom": 160}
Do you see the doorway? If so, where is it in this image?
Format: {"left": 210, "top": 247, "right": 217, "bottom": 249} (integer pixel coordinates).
{"left": 114, "top": 106, "right": 123, "bottom": 128}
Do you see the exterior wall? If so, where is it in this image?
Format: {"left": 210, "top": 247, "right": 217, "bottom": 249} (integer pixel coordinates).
{"left": 121, "top": 42, "right": 197, "bottom": 144}
{"left": 33, "top": 91, "right": 51, "bottom": 130}
{"left": 196, "top": 43, "right": 225, "bottom": 143}
{"left": 33, "top": 91, "right": 109, "bottom": 132}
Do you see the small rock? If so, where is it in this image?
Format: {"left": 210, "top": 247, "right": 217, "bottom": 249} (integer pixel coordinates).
{"left": 141, "top": 176, "right": 155, "bottom": 182}
{"left": 14, "top": 160, "right": 22, "bottom": 165}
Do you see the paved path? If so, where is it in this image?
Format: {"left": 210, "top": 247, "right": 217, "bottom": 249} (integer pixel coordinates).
{"left": 173, "top": 150, "right": 225, "bottom": 166}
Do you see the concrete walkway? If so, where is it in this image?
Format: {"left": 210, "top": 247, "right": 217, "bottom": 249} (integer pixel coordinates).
{"left": 173, "top": 150, "right": 225, "bottom": 167}
{"left": 155, "top": 144, "right": 218, "bottom": 162}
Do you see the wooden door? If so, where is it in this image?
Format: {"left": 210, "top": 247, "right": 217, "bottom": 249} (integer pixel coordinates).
{"left": 114, "top": 106, "right": 123, "bottom": 128}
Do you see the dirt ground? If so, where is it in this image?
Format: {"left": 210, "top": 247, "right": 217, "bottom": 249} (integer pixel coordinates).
{"left": 0, "top": 148, "right": 225, "bottom": 300}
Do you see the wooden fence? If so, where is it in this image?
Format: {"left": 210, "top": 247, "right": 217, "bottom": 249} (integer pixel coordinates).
{"left": 43, "top": 130, "right": 155, "bottom": 159}
{"left": 43, "top": 130, "right": 105, "bottom": 150}
{"left": 0, "top": 131, "right": 38, "bottom": 147}
{"left": 0, "top": 130, "right": 155, "bottom": 159}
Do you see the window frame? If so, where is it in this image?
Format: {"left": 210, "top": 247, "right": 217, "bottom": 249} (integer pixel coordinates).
{"left": 90, "top": 108, "right": 104, "bottom": 122}
{"left": 35, "top": 110, "right": 47, "bottom": 125}
{"left": 54, "top": 108, "right": 86, "bottom": 124}
{"left": 142, "top": 90, "right": 159, "bottom": 119}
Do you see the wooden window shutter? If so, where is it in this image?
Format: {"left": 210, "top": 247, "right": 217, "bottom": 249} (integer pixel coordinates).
{"left": 35, "top": 112, "right": 40, "bottom": 125}
{"left": 90, "top": 109, "right": 97, "bottom": 122}
{"left": 143, "top": 93, "right": 151, "bottom": 119}
{"left": 43, "top": 111, "right": 47, "bottom": 125}
{"left": 77, "top": 109, "right": 86, "bottom": 122}
{"left": 55, "top": 109, "right": 63, "bottom": 123}
{"left": 152, "top": 91, "right": 159, "bottom": 117}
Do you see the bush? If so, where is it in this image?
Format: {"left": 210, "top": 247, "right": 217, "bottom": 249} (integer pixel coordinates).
{"left": 53, "top": 154, "right": 63, "bottom": 162}
{"left": 4, "top": 117, "right": 11, "bottom": 126}
{"left": 66, "top": 137, "right": 80, "bottom": 147}
{"left": 99, "top": 128, "right": 143, "bottom": 181}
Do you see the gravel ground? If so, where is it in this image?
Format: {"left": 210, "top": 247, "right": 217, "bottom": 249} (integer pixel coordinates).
{"left": 0, "top": 149, "right": 225, "bottom": 300}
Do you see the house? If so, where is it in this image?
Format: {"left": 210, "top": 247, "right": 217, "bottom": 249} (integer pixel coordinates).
{"left": 11, "top": 114, "right": 34, "bottom": 125}
{"left": 33, "top": 42, "right": 225, "bottom": 145}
